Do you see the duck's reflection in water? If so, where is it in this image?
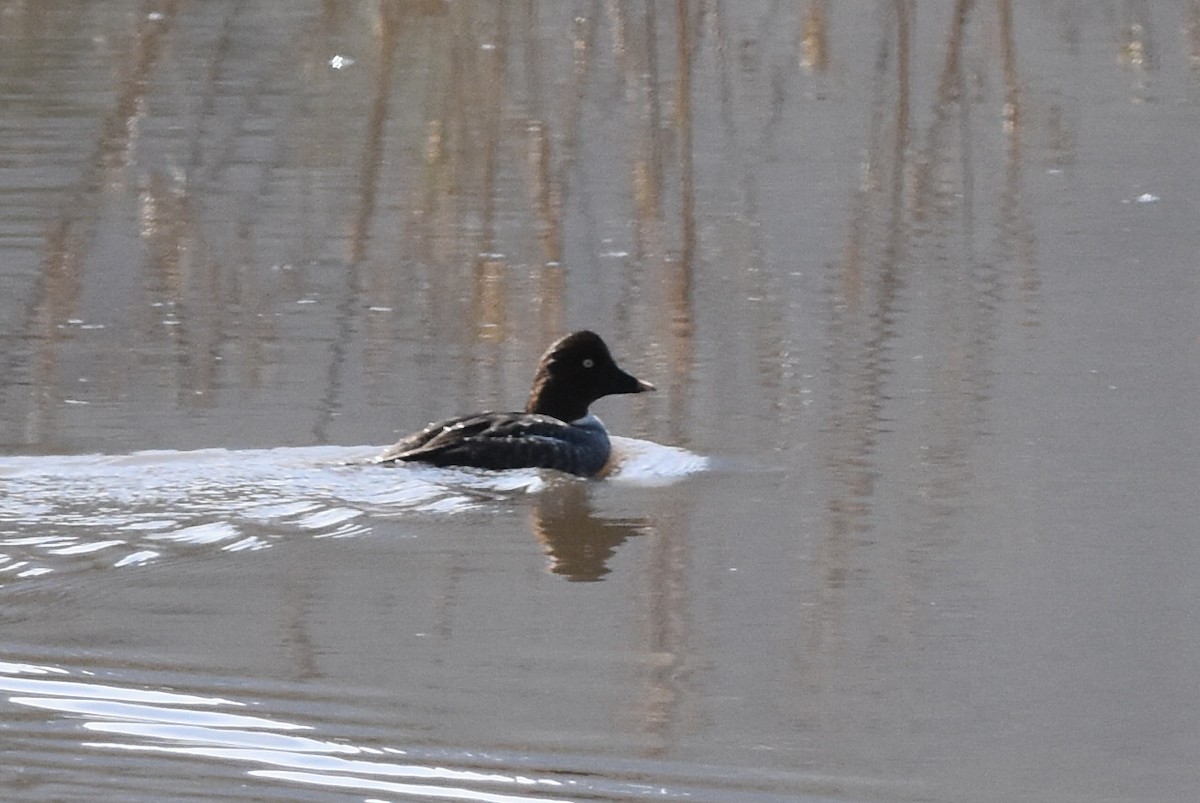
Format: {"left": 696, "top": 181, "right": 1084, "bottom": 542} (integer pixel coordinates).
{"left": 529, "top": 481, "right": 649, "bottom": 582}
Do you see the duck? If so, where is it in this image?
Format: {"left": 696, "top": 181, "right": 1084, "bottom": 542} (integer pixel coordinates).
{"left": 374, "top": 331, "right": 655, "bottom": 476}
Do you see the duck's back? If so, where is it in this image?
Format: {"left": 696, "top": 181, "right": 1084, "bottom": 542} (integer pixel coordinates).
{"left": 375, "top": 412, "right": 612, "bottom": 476}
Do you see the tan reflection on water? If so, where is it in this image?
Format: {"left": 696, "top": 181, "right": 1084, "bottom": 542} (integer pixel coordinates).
{"left": 808, "top": 0, "right": 1039, "bottom": 701}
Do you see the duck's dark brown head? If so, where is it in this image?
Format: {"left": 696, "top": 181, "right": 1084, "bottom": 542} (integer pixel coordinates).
{"left": 525, "top": 331, "right": 655, "bottom": 422}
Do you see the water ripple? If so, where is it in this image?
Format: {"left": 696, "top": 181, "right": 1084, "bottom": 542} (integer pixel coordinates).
{"left": 0, "top": 442, "right": 706, "bottom": 587}
{"left": 0, "top": 658, "right": 836, "bottom": 803}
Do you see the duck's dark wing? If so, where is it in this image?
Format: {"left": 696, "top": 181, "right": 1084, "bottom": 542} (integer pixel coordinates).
{"left": 375, "top": 412, "right": 610, "bottom": 476}
{"left": 374, "top": 413, "right": 495, "bottom": 461}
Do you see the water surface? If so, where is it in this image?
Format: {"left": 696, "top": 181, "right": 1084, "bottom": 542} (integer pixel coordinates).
{"left": 2, "top": 2, "right": 1199, "bottom": 801}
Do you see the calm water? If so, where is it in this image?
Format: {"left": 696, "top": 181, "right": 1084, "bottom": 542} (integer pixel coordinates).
{"left": 2, "top": 2, "right": 1199, "bottom": 801}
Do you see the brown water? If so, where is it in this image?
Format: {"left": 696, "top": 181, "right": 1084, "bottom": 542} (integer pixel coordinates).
{"left": 1, "top": 2, "right": 1198, "bottom": 801}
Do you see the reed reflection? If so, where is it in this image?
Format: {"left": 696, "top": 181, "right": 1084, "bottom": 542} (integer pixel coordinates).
{"left": 806, "top": 1, "right": 1043, "bottom": 714}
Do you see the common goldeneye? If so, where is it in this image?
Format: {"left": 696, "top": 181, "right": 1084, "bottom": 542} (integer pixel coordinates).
{"left": 374, "top": 331, "right": 655, "bottom": 476}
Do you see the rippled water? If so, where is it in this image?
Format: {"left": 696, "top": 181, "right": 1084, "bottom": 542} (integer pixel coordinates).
{"left": 2, "top": 443, "right": 724, "bottom": 802}
{"left": 1, "top": 655, "right": 828, "bottom": 803}
{"left": 0, "top": 439, "right": 705, "bottom": 585}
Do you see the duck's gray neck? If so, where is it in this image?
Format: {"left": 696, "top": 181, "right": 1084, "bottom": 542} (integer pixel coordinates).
{"left": 570, "top": 413, "right": 607, "bottom": 432}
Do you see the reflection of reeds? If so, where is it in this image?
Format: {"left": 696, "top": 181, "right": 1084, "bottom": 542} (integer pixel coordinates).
{"left": 9, "top": 1, "right": 716, "bottom": 445}
{"left": 800, "top": 0, "right": 830, "bottom": 73}
{"left": 1189, "top": 2, "right": 1200, "bottom": 68}
{"left": 17, "top": 5, "right": 180, "bottom": 443}
{"left": 805, "top": 0, "right": 1044, "bottom": 718}
{"left": 634, "top": 3, "right": 698, "bottom": 751}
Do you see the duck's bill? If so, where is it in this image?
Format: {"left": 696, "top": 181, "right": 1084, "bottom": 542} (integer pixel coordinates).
{"left": 612, "top": 368, "right": 657, "bottom": 394}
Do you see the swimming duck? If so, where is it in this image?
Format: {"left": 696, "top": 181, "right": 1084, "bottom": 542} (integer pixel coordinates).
{"left": 374, "top": 331, "right": 655, "bottom": 476}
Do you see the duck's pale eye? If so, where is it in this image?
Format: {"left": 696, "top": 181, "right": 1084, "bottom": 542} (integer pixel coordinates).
{"left": 582, "top": 358, "right": 594, "bottom": 368}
